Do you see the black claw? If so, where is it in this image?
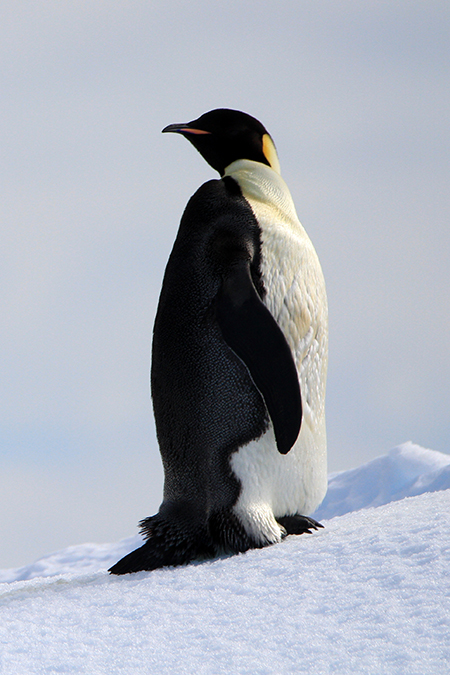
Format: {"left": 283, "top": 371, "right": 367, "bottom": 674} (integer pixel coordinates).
{"left": 276, "top": 514, "right": 324, "bottom": 536}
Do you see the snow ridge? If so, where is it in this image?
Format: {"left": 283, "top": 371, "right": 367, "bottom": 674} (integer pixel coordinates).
{"left": 314, "top": 441, "right": 450, "bottom": 519}
{"left": 1, "top": 443, "right": 449, "bottom": 675}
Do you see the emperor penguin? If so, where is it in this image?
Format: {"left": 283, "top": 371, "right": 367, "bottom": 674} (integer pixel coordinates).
{"left": 109, "top": 109, "right": 328, "bottom": 574}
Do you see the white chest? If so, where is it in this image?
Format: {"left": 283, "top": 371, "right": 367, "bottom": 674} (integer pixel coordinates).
{"left": 224, "top": 161, "right": 329, "bottom": 542}
{"left": 226, "top": 160, "right": 328, "bottom": 428}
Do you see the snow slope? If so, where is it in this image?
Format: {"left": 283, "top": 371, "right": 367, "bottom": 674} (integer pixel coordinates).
{"left": 1, "top": 443, "right": 449, "bottom": 674}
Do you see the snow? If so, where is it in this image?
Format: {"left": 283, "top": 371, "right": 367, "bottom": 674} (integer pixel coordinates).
{"left": 314, "top": 440, "right": 450, "bottom": 519}
{"left": 1, "top": 443, "right": 449, "bottom": 674}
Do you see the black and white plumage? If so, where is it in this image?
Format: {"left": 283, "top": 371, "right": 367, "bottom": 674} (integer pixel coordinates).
{"left": 109, "top": 109, "right": 328, "bottom": 574}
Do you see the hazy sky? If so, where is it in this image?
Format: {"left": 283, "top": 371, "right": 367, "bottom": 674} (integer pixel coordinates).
{"left": 1, "top": 1, "right": 449, "bottom": 568}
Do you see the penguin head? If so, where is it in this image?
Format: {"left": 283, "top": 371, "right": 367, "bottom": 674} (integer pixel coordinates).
{"left": 162, "top": 108, "right": 281, "bottom": 177}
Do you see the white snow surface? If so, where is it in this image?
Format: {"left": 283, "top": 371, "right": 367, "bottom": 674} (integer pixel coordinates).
{"left": 1, "top": 442, "right": 449, "bottom": 674}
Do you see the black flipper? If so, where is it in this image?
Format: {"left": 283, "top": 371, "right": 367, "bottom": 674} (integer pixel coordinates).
{"left": 277, "top": 514, "right": 324, "bottom": 536}
{"left": 216, "top": 260, "right": 302, "bottom": 455}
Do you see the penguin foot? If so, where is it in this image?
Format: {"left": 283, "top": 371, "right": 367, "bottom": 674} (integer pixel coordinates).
{"left": 109, "top": 512, "right": 214, "bottom": 575}
{"left": 276, "top": 515, "right": 324, "bottom": 537}
{"left": 108, "top": 510, "right": 324, "bottom": 574}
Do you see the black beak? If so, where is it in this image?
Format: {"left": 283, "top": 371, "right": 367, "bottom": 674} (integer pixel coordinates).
{"left": 162, "top": 123, "right": 211, "bottom": 136}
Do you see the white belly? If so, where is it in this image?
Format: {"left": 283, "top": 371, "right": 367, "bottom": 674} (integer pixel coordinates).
{"left": 225, "top": 160, "right": 328, "bottom": 544}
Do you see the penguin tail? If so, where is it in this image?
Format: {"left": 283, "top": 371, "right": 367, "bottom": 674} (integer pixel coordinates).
{"left": 109, "top": 511, "right": 214, "bottom": 575}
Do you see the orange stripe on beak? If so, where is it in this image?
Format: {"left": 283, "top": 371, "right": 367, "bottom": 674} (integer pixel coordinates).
{"left": 183, "top": 128, "right": 211, "bottom": 135}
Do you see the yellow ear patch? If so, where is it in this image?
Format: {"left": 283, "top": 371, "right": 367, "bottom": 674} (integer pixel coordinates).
{"left": 262, "top": 134, "right": 281, "bottom": 174}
